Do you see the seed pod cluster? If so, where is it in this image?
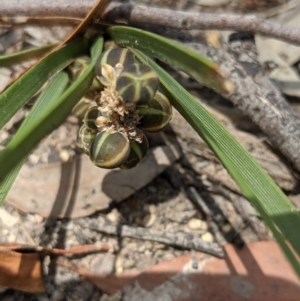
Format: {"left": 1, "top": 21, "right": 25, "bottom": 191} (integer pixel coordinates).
{"left": 76, "top": 46, "right": 173, "bottom": 169}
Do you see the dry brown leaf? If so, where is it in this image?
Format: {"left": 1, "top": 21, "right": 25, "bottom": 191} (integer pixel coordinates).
{"left": 0, "top": 249, "right": 44, "bottom": 293}
{"left": 56, "top": 242, "right": 300, "bottom": 299}
{"left": 54, "top": 0, "right": 111, "bottom": 48}
{"left": 7, "top": 142, "right": 180, "bottom": 218}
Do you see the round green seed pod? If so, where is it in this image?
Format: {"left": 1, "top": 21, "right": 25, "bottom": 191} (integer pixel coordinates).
{"left": 69, "top": 56, "right": 102, "bottom": 91}
{"left": 90, "top": 131, "right": 130, "bottom": 169}
{"left": 69, "top": 56, "right": 90, "bottom": 81}
{"left": 76, "top": 125, "right": 96, "bottom": 155}
{"left": 137, "top": 91, "right": 172, "bottom": 133}
{"left": 95, "top": 48, "right": 135, "bottom": 77}
{"left": 72, "top": 96, "right": 94, "bottom": 120}
{"left": 116, "top": 63, "right": 159, "bottom": 106}
{"left": 120, "top": 134, "right": 149, "bottom": 169}
{"left": 84, "top": 106, "right": 106, "bottom": 131}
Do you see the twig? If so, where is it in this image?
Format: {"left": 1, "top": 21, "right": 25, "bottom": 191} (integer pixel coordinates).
{"left": 103, "top": 4, "right": 300, "bottom": 45}
{"left": 78, "top": 217, "right": 224, "bottom": 258}
{"left": 0, "top": 243, "right": 112, "bottom": 255}
{"left": 0, "top": 0, "right": 97, "bottom": 18}
{"left": 187, "top": 186, "right": 227, "bottom": 245}
{"left": 2, "top": 1, "right": 300, "bottom": 45}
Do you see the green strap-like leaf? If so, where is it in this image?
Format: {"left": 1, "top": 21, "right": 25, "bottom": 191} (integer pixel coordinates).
{"left": 0, "top": 36, "right": 104, "bottom": 184}
{"left": 108, "top": 26, "right": 234, "bottom": 94}
{"left": 0, "top": 44, "right": 55, "bottom": 67}
{"left": 0, "top": 38, "right": 90, "bottom": 129}
{"left": 0, "top": 71, "right": 69, "bottom": 205}
{"left": 130, "top": 48, "right": 300, "bottom": 275}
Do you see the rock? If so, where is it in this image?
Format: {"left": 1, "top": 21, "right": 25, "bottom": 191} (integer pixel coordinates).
{"left": 222, "top": 223, "right": 232, "bottom": 233}
{"left": 0, "top": 208, "right": 18, "bottom": 228}
{"left": 187, "top": 218, "right": 208, "bottom": 231}
{"left": 142, "top": 213, "right": 156, "bottom": 228}
{"left": 201, "top": 232, "right": 214, "bottom": 243}
{"left": 106, "top": 208, "right": 121, "bottom": 223}
{"left": 59, "top": 150, "right": 70, "bottom": 162}
{"left": 115, "top": 256, "right": 124, "bottom": 273}
{"left": 147, "top": 204, "right": 156, "bottom": 214}
{"left": 7, "top": 140, "right": 181, "bottom": 218}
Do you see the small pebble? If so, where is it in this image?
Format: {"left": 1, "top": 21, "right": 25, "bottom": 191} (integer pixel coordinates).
{"left": 187, "top": 218, "right": 208, "bottom": 231}
{"left": 106, "top": 208, "right": 120, "bottom": 223}
{"left": 27, "top": 213, "right": 44, "bottom": 224}
{"left": 142, "top": 213, "right": 156, "bottom": 228}
{"left": 200, "top": 174, "right": 208, "bottom": 181}
{"left": 138, "top": 245, "right": 146, "bottom": 253}
{"left": 148, "top": 204, "right": 156, "bottom": 214}
{"left": 222, "top": 223, "right": 232, "bottom": 233}
{"left": 0, "top": 130, "right": 9, "bottom": 141}
{"left": 59, "top": 150, "right": 70, "bottom": 162}
{"left": 7, "top": 233, "right": 16, "bottom": 243}
{"left": 145, "top": 250, "right": 152, "bottom": 257}
{"left": 115, "top": 256, "right": 123, "bottom": 273}
{"left": 123, "top": 259, "right": 135, "bottom": 269}
{"left": 28, "top": 153, "right": 40, "bottom": 165}
{"left": 201, "top": 232, "right": 214, "bottom": 243}
{"left": 0, "top": 208, "right": 18, "bottom": 227}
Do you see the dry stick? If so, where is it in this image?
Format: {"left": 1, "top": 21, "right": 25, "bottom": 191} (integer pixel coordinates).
{"left": 187, "top": 187, "right": 227, "bottom": 245}
{"left": 209, "top": 185, "right": 270, "bottom": 240}
{"left": 3, "top": 2, "right": 300, "bottom": 45}
{"left": 0, "top": 0, "right": 98, "bottom": 18}
{"left": 0, "top": 243, "right": 112, "bottom": 255}
{"left": 184, "top": 40, "right": 300, "bottom": 173}
{"left": 80, "top": 217, "right": 224, "bottom": 258}
{"left": 103, "top": 4, "right": 300, "bottom": 45}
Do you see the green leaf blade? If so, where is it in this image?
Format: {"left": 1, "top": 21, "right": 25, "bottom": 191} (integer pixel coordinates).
{"left": 130, "top": 48, "right": 300, "bottom": 274}
{"left": 108, "top": 26, "right": 234, "bottom": 94}
{"left": 0, "top": 71, "right": 69, "bottom": 205}
{"left": 0, "top": 44, "right": 55, "bottom": 67}
{"left": 0, "top": 36, "right": 104, "bottom": 186}
{"left": 0, "top": 38, "right": 90, "bottom": 129}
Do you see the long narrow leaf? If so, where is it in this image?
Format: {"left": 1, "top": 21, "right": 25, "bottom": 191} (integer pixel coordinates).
{"left": 0, "top": 71, "right": 69, "bottom": 205}
{"left": 130, "top": 48, "right": 300, "bottom": 275}
{"left": 108, "top": 26, "right": 234, "bottom": 94}
{"left": 0, "top": 36, "right": 104, "bottom": 182}
{"left": 0, "top": 44, "right": 55, "bottom": 67}
{"left": 0, "top": 38, "right": 90, "bottom": 129}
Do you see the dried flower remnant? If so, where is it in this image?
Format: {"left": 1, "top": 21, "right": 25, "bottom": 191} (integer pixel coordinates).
{"left": 75, "top": 46, "right": 173, "bottom": 169}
